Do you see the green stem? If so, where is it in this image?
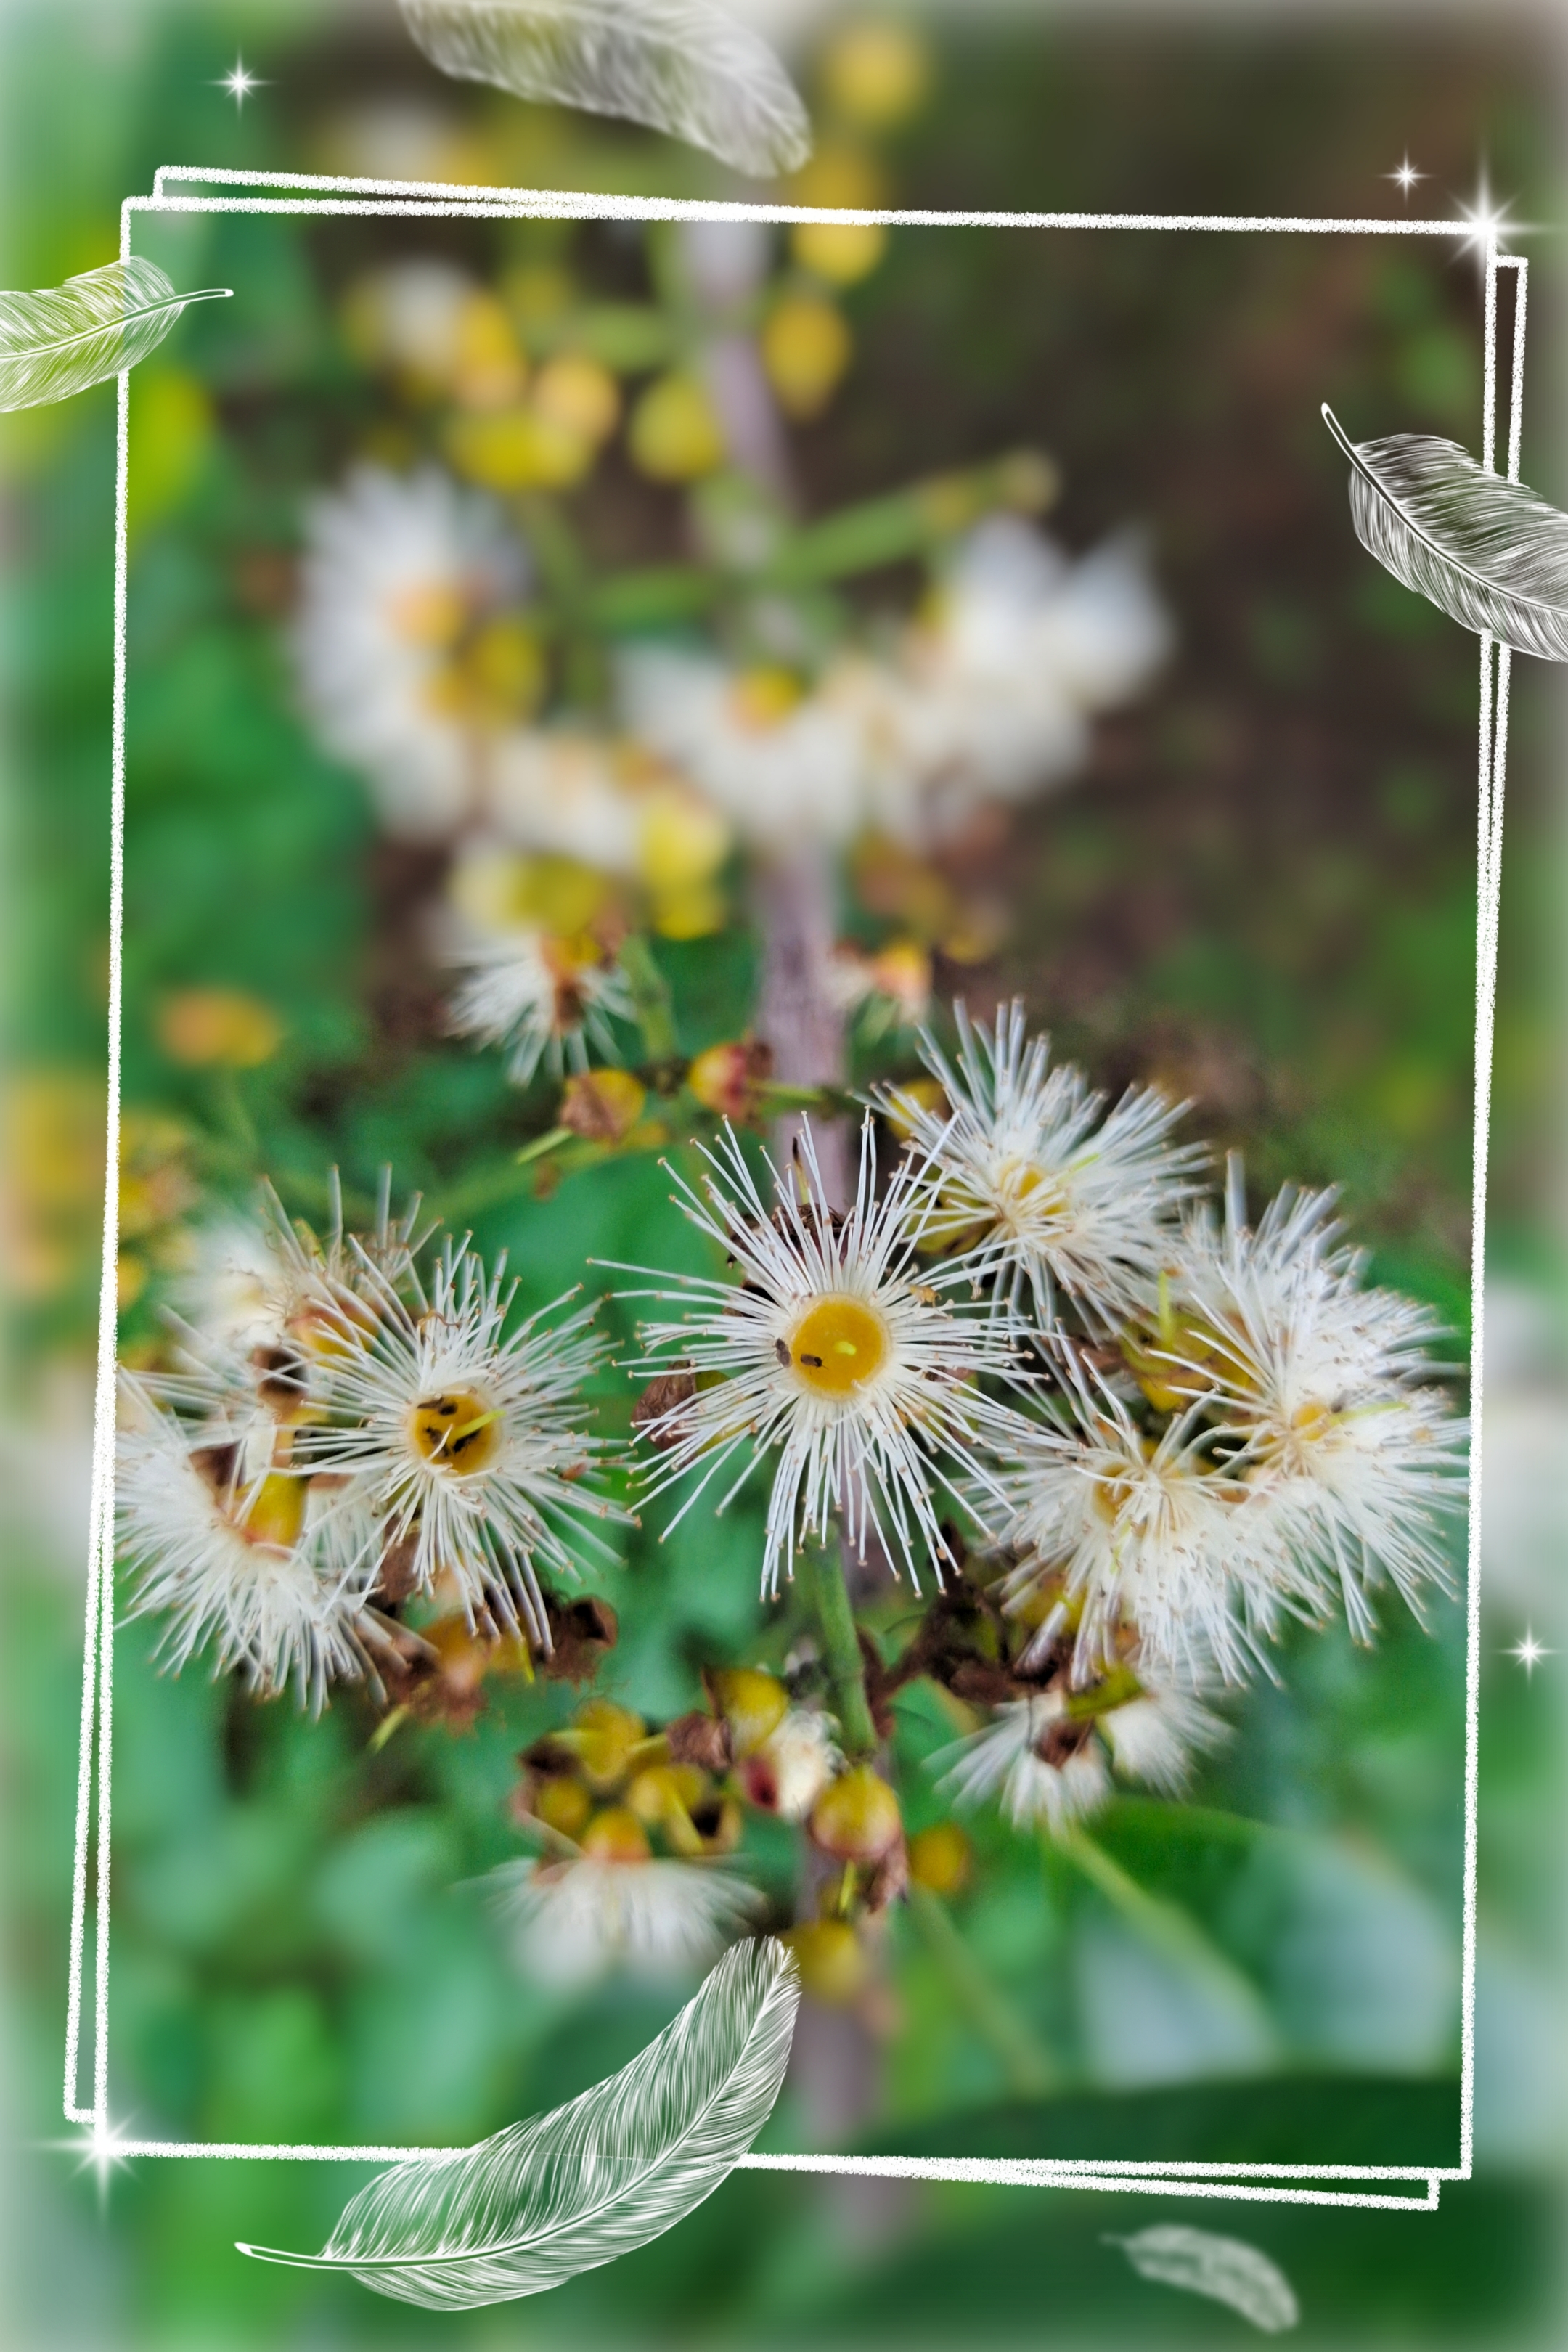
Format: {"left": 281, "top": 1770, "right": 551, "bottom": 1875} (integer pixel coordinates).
{"left": 804, "top": 1540, "right": 879, "bottom": 1760}
{"left": 618, "top": 934, "right": 680, "bottom": 1062}
{"left": 1056, "top": 1828, "right": 1281, "bottom": 2051}
{"left": 907, "top": 1884, "right": 1061, "bottom": 2098}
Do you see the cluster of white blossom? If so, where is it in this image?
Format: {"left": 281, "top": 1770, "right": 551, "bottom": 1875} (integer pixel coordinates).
{"left": 115, "top": 1177, "right": 622, "bottom": 1712}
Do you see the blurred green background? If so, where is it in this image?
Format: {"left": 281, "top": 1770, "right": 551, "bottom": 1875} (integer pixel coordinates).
{"left": 2, "top": 1, "right": 1564, "bottom": 2345}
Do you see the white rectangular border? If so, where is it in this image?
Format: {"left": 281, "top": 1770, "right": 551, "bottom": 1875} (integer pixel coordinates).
{"left": 63, "top": 170, "right": 1524, "bottom": 2215}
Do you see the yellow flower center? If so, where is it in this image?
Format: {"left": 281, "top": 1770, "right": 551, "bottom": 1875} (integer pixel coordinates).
{"left": 1000, "top": 1156, "right": 1068, "bottom": 1226}
{"left": 235, "top": 1472, "right": 307, "bottom": 1551}
{"left": 408, "top": 1389, "right": 502, "bottom": 1475}
{"left": 785, "top": 1295, "right": 890, "bottom": 1398}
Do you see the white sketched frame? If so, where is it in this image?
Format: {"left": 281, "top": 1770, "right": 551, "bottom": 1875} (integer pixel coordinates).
{"left": 63, "top": 163, "right": 1526, "bottom": 2216}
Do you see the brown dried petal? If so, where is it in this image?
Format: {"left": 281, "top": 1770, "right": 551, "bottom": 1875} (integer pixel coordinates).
{"left": 633, "top": 1367, "right": 695, "bottom": 1447}
{"left": 666, "top": 1709, "right": 732, "bottom": 1773}
{"left": 542, "top": 1594, "right": 619, "bottom": 1684}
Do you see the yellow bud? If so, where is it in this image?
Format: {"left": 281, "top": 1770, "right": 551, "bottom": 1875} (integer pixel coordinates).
{"left": 881, "top": 1075, "right": 947, "bottom": 1145}
{"left": 237, "top": 1472, "right": 307, "bottom": 1552}
{"left": 782, "top": 1918, "right": 868, "bottom": 2004}
{"left": 791, "top": 221, "right": 887, "bottom": 287}
{"left": 810, "top": 1764, "right": 902, "bottom": 1863}
{"left": 728, "top": 666, "right": 804, "bottom": 732}
{"left": 579, "top": 1805, "right": 653, "bottom": 1863}
{"left": 533, "top": 1775, "right": 592, "bottom": 1839}
{"left": 446, "top": 404, "right": 593, "bottom": 491}
{"left": 559, "top": 1067, "right": 648, "bottom": 1145}
{"left": 636, "top": 788, "right": 730, "bottom": 894}
{"left": 907, "top": 1821, "right": 972, "bottom": 1898}
{"left": 566, "top": 1699, "right": 648, "bottom": 1792}
{"left": 466, "top": 616, "right": 547, "bottom": 719}
{"left": 761, "top": 296, "right": 852, "bottom": 422}
{"left": 708, "top": 1666, "right": 790, "bottom": 1759}
{"left": 625, "top": 1762, "right": 709, "bottom": 1825}
{"left": 650, "top": 882, "right": 727, "bottom": 942}
{"left": 821, "top": 22, "right": 932, "bottom": 128}
{"left": 628, "top": 373, "right": 726, "bottom": 482}
{"left": 452, "top": 292, "right": 528, "bottom": 409}
{"left": 157, "top": 988, "right": 283, "bottom": 1069}
{"left": 687, "top": 1040, "right": 770, "bottom": 1122}
{"left": 533, "top": 352, "right": 621, "bottom": 445}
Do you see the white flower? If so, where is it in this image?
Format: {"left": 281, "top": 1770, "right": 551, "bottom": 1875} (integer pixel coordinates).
{"left": 933, "top": 1672, "right": 1224, "bottom": 1835}
{"left": 622, "top": 1117, "right": 1030, "bottom": 1600}
{"left": 344, "top": 259, "right": 483, "bottom": 384}
{"left": 616, "top": 647, "right": 867, "bottom": 851}
{"left": 446, "top": 929, "right": 635, "bottom": 1085}
{"left": 1097, "top": 1681, "right": 1228, "bottom": 1793}
{"left": 293, "top": 465, "right": 528, "bottom": 838}
{"left": 172, "top": 1214, "right": 297, "bottom": 1355}
{"left": 486, "top": 1851, "right": 764, "bottom": 1983}
{"left": 883, "top": 1000, "right": 1206, "bottom": 1326}
{"left": 300, "top": 1240, "right": 622, "bottom": 1643}
{"left": 483, "top": 730, "right": 643, "bottom": 871}
{"left": 1167, "top": 1176, "right": 1468, "bottom": 1640}
{"left": 171, "top": 1175, "right": 425, "bottom": 1364}
{"left": 738, "top": 1706, "right": 841, "bottom": 1820}
{"left": 828, "top": 519, "right": 1171, "bottom": 846}
{"left": 115, "top": 1376, "right": 377, "bottom": 1712}
{"left": 992, "top": 1367, "right": 1294, "bottom": 1686}
{"left": 934, "top": 1694, "right": 1111, "bottom": 1835}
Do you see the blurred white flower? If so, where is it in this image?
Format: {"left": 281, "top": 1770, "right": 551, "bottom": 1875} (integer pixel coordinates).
{"left": 446, "top": 928, "right": 634, "bottom": 1085}
{"left": 115, "top": 1375, "right": 377, "bottom": 1712}
{"left": 344, "top": 258, "right": 483, "bottom": 381}
{"left": 293, "top": 465, "right": 529, "bottom": 838}
{"left": 617, "top": 648, "right": 867, "bottom": 851}
{"left": 484, "top": 729, "right": 645, "bottom": 871}
{"left": 934, "top": 1672, "right": 1223, "bottom": 1836}
{"left": 882, "top": 999, "right": 1205, "bottom": 1327}
{"left": 738, "top": 1705, "right": 841, "bottom": 1819}
{"left": 934, "top": 1694, "right": 1111, "bottom": 1835}
{"left": 623, "top": 1117, "right": 1029, "bottom": 1600}
{"left": 486, "top": 1844, "right": 764, "bottom": 1983}
{"left": 1168, "top": 1173, "right": 1469, "bottom": 1641}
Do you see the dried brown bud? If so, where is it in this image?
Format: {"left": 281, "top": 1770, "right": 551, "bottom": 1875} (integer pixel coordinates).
{"left": 864, "top": 1837, "right": 910, "bottom": 1916}
{"left": 372, "top": 1531, "right": 422, "bottom": 1607}
{"left": 666, "top": 1709, "right": 732, "bottom": 1773}
{"left": 542, "top": 1594, "right": 618, "bottom": 1684}
{"left": 633, "top": 1366, "right": 695, "bottom": 1447}
{"left": 1038, "top": 1714, "right": 1097, "bottom": 1769}
{"left": 687, "top": 1037, "right": 772, "bottom": 1122}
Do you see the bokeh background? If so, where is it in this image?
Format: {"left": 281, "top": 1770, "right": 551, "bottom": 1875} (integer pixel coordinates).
{"left": 2, "top": 1, "right": 1565, "bottom": 2344}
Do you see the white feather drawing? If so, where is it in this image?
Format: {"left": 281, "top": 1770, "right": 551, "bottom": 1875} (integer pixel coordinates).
{"left": 0, "top": 259, "right": 230, "bottom": 413}
{"left": 1108, "top": 2224, "right": 1300, "bottom": 2333}
{"left": 237, "top": 1935, "right": 800, "bottom": 2309}
{"left": 1323, "top": 402, "right": 1568, "bottom": 662}
{"left": 398, "top": 0, "right": 813, "bottom": 178}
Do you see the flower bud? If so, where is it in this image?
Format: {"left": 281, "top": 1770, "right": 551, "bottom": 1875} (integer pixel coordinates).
{"left": 579, "top": 1805, "right": 652, "bottom": 1863}
{"left": 782, "top": 1918, "right": 869, "bottom": 2004}
{"left": 628, "top": 372, "right": 725, "bottom": 481}
{"left": 531, "top": 1773, "right": 592, "bottom": 1841}
{"left": 761, "top": 296, "right": 852, "bottom": 422}
{"left": 563, "top": 1699, "right": 647, "bottom": 1792}
{"left": 688, "top": 1039, "right": 773, "bottom": 1123}
{"left": 707, "top": 1666, "right": 790, "bottom": 1760}
{"left": 809, "top": 1764, "right": 902, "bottom": 1863}
{"left": 907, "top": 1821, "right": 972, "bottom": 1898}
{"left": 157, "top": 988, "right": 282, "bottom": 1069}
{"left": 560, "top": 1067, "right": 648, "bottom": 1144}
{"left": 739, "top": 1708, "right": 841, "bottom": 1821}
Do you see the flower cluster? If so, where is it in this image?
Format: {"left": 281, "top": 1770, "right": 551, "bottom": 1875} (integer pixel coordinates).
{"left": 115, "top": 1177, "right": 624, "bottom": 1711}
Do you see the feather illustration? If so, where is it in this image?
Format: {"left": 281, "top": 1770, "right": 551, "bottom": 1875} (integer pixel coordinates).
{"left": 237, "top": 1935, "right": 799, "bottom": 2309}
{"left": 1323, "top": 403, "right": 1568, "bottom": 661}
{"left": 397, "top": 0, "right": 812, "bottom": 178}
{"left": 1108, "top": 2225, "right": 1299, "bottom": 2333}
{"left": 0, "top": 259, "right": 231, "bottom": 413}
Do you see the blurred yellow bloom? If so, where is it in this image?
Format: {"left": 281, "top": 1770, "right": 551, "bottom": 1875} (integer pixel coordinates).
{"left": 157, "top": 988, "right": 283, "bottom": 1069}
{"left": 388, "top": 579, "right": 468, "bottom": 648}
{"left": 880, "top": 1073, "right": 947, "bottom": 1144}
{"left": 783, "top": 1917, "right": 870, "bottom": 2004}
{"left": 728, "top": 665, "right": 804, "bottom": 732}
{"left": 649, "top": 882, "right": 727, "bottom": 941}
{"left": 452, "top": 849, "right": 612, "bottom": 939}
{"left": 533, "top": 352, "right": 621, "bottom": 446}
{"left": 907, "top": 1820, "right": 972, "bottom": 1896}
{"left": 116, "top": 1251, "right": 148, "bottom": 1311}
{"left": 424, "top": 615, "right": 548, "bottom": 727}
{"left": 636, "top": 788, "right": 730, "bottom": 894}
{"left": 117, "top": 1110, "right": 195, "bottom": 1241}
{"left": 445, "top": 404, "right": 594, "bottom": 491}
{"left": 452, "top": 292, "right": 529, "bottom": 409}
{"left": 761, "top": 296, "right": 852, "bottom": 421}
{"left": 708, "top": 1665, "right": 790, "bottom": 1758}
{"left": 627, "top": 372, "right": 726, "bottom": 482}
{"left": 811, "top": 1763, "right": 903, "bottom": 1863}
{"left": 687, "top": 1039, "right": 772, "bottom": 1122}
{"left": 820, "top": 20, "right": 933, "bottom": 128}
{"left": 503, "top": 264, "right": 576, "bottom": 331}
{"left": 791, "top": 148, "right": 889, "bottom": 285}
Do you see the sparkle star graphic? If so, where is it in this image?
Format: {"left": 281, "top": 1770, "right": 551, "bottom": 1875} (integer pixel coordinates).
{"left": 1455, "top": 166, "right": 1516, "bottom": 258}
{"left": 48, "top": 2117, "right": 137, "bottom": 2213}
{"left": 1389, "top": 154, "right": 1425, "bottom": 198}
{"left": 1507, "top": 1628, "right": 1554, "bottom": 1677}
{"left": 214, "top": 55, "right": 268, "bottom": 110}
